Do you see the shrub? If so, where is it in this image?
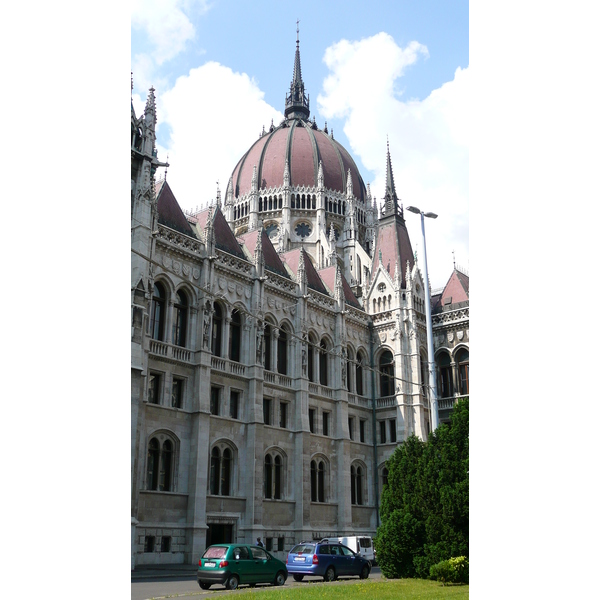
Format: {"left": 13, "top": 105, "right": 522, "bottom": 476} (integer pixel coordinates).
{"left": 429, "top": 556, "right": 469, "bottom": 585}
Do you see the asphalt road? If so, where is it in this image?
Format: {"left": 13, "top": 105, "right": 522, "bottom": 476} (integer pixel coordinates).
{"left": 132, "top": 567, "right": 383, "bottom": 600}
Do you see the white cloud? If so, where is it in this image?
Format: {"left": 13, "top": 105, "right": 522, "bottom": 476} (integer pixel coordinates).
{"left": 318, "top": 33, "right": 468, "bottom": 288}
{"left": 157, "top": 62, "right": 284, "bottom": 211}
{"left": 131, "top": 0, "right": 211, "bottom": 85}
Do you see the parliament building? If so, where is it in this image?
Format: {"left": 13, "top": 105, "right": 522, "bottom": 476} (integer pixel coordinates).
{"left": 131, "top": 35, "right": 469, "bottom": 568}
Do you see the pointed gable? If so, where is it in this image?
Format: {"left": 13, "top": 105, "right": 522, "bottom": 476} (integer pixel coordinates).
{"left": 156, "top": 179, "right": 196, "bottom": 237}
{"left": 238, "top": 229, "right": 290, "bottom": 279}
{"left": 370, "top": 218, "right": 414, "bottom": 289}
{"left": 281, "top": 248, "right": 329, "bottom": 295}
{"left": 432, "top": 268, "right": 469, "bottom": 312}
{"left": 318, "top": 265, "right": 363, "bottom": 309}
{"left": 212, "top": 207, "right": 247, "bottom": 259}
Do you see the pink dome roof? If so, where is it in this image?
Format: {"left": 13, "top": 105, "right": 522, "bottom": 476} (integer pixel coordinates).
{"left": 229, "top": 120, "right": 367, "bottom": 203}
{"left": 228, "top": 33, "right": 368, "bottom": 205}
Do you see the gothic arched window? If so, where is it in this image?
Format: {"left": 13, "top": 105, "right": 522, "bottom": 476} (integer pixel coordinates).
{"left": 456, "top": 348, "right": 469, "bottom": 395}
{"left": 380, "top": 350, "right": 394, "bottom": 397}
{"left": 311, "top": 459, "right": 326, "bottom": 502}
{"left": 229, "top": 309, "right": 241, "bottom": 363}
{"left": 172, "top": 290, "right": 188, "bottom": 347}
{"left": 150, "top": 282, "right": 166, "bottom": 341}
{"left": 210, "top": 445, "right": 233, "bottom": 496}
{"left": 146, "top": 435, "right": 177, "bottom": 492}
{"left": 277, "top": 326, "right": 288, "bottom": 375}
{"left": 211, "top": 303, "right": 223, "bottom": 357}
{"left": 319, "top": 340, "right": 328, "bottom": 386}
{"left": 264, "top": 323, "right": 272, "bottom": 371}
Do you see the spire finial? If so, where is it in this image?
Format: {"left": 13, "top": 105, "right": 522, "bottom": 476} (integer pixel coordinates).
{"left": 453, "top": 250, "right": 456, "bottom": 269}
{"left": 383, "top": 139, "right": 399, "bottom": 216}
{"left": 285, "top": 22, "right": 310, "bottom": 119}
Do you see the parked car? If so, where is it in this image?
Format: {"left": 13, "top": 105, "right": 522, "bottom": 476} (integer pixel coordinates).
{"left": 286, "top": 540, "right": 371, "bottom": 582}
{"left": 321, "top": 536, "right": 375, "bottom": 564}
{"left": 197, "top": 544, "right": 288, "bottom": 590}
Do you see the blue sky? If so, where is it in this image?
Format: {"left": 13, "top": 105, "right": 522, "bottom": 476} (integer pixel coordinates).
{"left": 131, "top": 0, "right": 469, "bottom": 288}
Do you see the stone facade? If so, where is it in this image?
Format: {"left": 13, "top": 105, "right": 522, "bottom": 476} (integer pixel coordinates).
{"left": 130, "top": 40, "right": 468, "bottom": 569}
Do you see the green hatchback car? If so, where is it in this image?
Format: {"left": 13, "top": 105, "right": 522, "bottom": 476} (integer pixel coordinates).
{"left": 197, "top": 543, "right": 288, "bottom": 590}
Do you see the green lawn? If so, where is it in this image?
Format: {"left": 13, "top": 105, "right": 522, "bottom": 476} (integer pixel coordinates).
{"left": 229, "top": 579, "right": 468, "bottom": 600}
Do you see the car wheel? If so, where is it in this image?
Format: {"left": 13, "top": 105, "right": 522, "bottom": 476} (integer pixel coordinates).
{"left": 226, "top": 574, "right": 239, "bottom": 590}
{"left": 360, "top": 565, "right": 370, "bottom": 579}
{"left": 324, "top": 566, "right": 336, "bottom": 582}
{"left": 274, "top": 570, "right": 286, "bottom": 586}
{"left": 198, "top": 581, "right": 211, "bottom": 590}
{"left": 293, "top": 574, "right": 304, "bottom": 582}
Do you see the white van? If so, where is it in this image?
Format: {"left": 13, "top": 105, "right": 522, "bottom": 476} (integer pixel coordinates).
{"left": 321, "top": 536, "right": 375, "bottom": 563}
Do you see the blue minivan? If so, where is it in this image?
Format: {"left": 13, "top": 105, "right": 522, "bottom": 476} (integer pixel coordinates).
{"left": 286, "top": 540, "right": 371, "bottom": 582}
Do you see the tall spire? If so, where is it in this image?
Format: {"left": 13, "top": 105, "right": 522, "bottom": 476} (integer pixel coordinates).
{"left": 284, "top": 21, "right": 310, "bottom": 119}
{"left": 383, "top": 138, "right": 400, "bottom": 217}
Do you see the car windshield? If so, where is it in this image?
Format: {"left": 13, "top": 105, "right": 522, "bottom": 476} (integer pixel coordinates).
{"left": 202, "top": 546, "right": 228, "bottom": 559}
{"left": 290, "top": 544, "right": 315, "bottom": 554}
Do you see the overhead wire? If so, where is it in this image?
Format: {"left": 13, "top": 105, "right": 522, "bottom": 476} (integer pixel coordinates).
{"left": 131, "top": 230, "right": 441, "bottom": 392}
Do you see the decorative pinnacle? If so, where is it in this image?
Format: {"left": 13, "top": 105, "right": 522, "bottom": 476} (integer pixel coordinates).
{"left": 383, "top": 139, "right": 399, "bottom": 216}
{"left": 285, "top": 23, "right": 309, "bottom": 119}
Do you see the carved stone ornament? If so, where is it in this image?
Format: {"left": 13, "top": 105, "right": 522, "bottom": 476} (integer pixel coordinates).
{"left": 380, "top": 332, "right": 387, "bottom": 343}
{"left": 457, "top": 330, "right": 464, "bottom": 341}
{"left": 245, "top": 288, "right": 251, "bottom": 299}
{"left": 193, "top": 268, "right": 200, "bottom": 280}
{"left": 182, "top": 264, "right": 190, "bottom": 277}
{"left": 219, "top": 278, "right": 226, "bottom": 290}
{"left": 173, "top": 260, "right": 181, "bottom": 274}
{"left": 162, "top": 255, "right": 172, "bottom": 268}
{"left": 448, "top": 331, "right": 454, "bottom": 342}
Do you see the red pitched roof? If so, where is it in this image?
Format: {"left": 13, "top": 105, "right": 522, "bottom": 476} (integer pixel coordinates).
{"left": 156, "top": 179, "right": 196, "bottom": 237}
{"left": 237, "top": 229, "right": 290, "bottom": 279}
{"left": 432, "top": 268, "right": 469, "bottom": 311}
{"left": 370, "top": 217, "right": 414, "bottom": 289}
{"left": 280, "top": 248, "right": 329, "bottom": 295}
{"left": 317, "top": 266, "right": 363, "bottom": 309}
{"left": 213, "top": 208, "right": 246, "bottom": 259}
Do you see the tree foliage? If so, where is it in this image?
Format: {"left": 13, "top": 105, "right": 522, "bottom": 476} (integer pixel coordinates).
{"left": 375, "top": 398, "right": 469, "bottom": 579}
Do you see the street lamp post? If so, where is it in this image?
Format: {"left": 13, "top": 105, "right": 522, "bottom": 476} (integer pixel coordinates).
{"left": 406, "top": 205, "right": 440, "bottom": 432}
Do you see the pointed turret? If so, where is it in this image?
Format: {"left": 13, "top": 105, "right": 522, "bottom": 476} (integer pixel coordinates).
{"left": 298, "top": 247, "right": 307, "bottom": 293}
{"left": 335, "top": 263, "right": 344, "bottom": 305}
{"left": 328, "top": 223, "right": 337, "bottom": 266}
{"left": 254, "top": 226, "right": 264, "bottom": 269}
{"left": 284, "top": 23, "right": 310, "bottom": 119}
{"left": 383, "top": 138, "right": 400, "bottom": 217}
{"left": 204, "top": 205, "right": 215, "bottom": 255}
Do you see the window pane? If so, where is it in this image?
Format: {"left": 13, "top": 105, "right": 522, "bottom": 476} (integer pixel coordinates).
{"left": 379, "top": 420, "right": 386, "bottom": 444}
{"left": 210, "top": 387, "right": 220, "bottom": 415}
{"left": 230, "top": 391, "right": 239, "bottom": 419}
{"left": 263, "top": 398, "right": 272, "bottom": 425}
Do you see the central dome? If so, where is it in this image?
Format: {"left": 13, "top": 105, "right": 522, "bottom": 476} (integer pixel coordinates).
{"left": 223, "top": 30, "right": 375, "bottom": 269}
{"left": 229, "top": 119, "right": 367, "bottom": 202}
